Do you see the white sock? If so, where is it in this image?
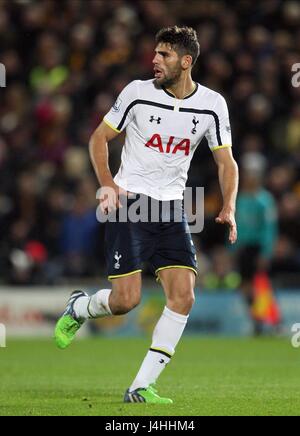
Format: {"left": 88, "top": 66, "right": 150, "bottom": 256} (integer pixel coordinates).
{"left": 129, "top": 306, "right": 188, "bottom": 392}
{"left": 74, "top": 289, "right": 112, "bottom": 320}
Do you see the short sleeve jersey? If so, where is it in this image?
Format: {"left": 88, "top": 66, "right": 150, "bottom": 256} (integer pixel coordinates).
{"left": 104, "top": 79, "right": 232, "bottom": 201}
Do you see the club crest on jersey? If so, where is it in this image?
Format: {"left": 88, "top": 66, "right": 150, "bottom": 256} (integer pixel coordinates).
{"left": 191, "top": 116, "right": 199, "bottom": 134}
{"left": 114, "top": 251, "right": 122, "bottom": 269}
{"left": 149, "top": 115, "right": 161, "bottom": 124}
{"left": 145, "top": 134, "right": 190, "bottom": 156}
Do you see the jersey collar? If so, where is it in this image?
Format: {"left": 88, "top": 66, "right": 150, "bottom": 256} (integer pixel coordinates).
{"left": 162, "top": 82, "right": 199, "bottom": 100}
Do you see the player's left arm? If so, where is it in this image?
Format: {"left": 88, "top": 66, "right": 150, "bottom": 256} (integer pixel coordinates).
{"left": 213, "top": 147, "right": 239, "bottom": 244}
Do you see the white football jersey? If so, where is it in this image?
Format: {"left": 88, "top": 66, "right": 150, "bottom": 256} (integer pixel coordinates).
{"left": 104, "top": 79, "right": 232, "bottom": 201}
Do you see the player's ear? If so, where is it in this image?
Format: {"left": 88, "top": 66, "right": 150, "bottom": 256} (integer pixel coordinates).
{"left": 181, "top": 55, "right": 193, "bottom": 70}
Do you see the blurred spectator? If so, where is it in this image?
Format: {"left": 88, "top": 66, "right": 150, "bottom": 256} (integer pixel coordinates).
{"left": 60, "top": 180, "right": 99, "bottom": 278}
{"left": 232, "top": 152, "right": 279, "bottom": 334}
{"left": 0, "top": 0, "right": 299, "bottom": 286}
{"left": 202, "top": 246, "right": 241, "bottom": 291}
{"left": 271, "top": 235, "right": 300, "bottom": 278}
{"left": 30, "top": 33, "right": 69, "bottom": 95}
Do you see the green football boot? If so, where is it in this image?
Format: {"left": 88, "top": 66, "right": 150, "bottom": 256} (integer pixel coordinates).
{"left": 54, "top": 290, "right": 88, "bottom": 349}
{"left": 124, "top": 384, "right": 173, "bottom": 404}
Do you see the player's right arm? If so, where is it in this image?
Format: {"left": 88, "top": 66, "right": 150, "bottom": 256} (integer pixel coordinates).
{"left": 89, "top": 121, "right": 126, "bottom": 214}
{"left": 89, "top": 80, "right": 138, "bottom": 213}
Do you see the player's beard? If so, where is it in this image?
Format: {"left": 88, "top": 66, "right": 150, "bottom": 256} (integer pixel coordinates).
{"left": 155, "top": 61, "right": 182, "bottom": 88}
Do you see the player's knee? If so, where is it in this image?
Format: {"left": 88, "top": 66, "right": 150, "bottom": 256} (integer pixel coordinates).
{"left": 182, "top": 292, "right": 195, "bottom": 313}
{"left": 167, "top": 289, "right": 195, "bottom": 314}
{"left": 188, "top": 294, "right": 195, "bottom": 311}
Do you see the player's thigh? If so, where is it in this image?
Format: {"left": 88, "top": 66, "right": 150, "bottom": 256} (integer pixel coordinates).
{"left": 110, "top": 271, "right": 142, "bottom": 306}
{"left": 159, "top": 268, "right": 196, "bottom": 305}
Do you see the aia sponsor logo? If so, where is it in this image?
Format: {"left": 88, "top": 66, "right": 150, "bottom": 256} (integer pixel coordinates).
{"left": 145, "top": 134, "right": 190, "bottom": 156}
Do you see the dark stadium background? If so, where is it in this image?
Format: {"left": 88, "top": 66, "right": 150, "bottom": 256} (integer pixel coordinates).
{"left": 0, "top": 0, "right": 299, "bottom": 333}
{"left": 1, "top": 0, "right": 300, "bottom": 418}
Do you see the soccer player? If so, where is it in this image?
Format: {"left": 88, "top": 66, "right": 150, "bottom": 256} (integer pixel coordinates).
{"left": 54, "top": 26, "right": 239, "bottom": 404}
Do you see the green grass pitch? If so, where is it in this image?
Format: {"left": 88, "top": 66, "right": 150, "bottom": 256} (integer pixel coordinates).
{"left": 0, "top": 337, "right": 299, "bottom": 416}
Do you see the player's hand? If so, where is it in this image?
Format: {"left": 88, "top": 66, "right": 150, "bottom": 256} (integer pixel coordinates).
{"left": 215, "top": 208, "right": 237, "bottom": 244}
{"left": 99, "top": 182, "right": 128, "bottom": 215}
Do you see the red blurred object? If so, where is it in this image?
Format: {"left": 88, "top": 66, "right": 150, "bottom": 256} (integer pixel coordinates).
{"left": 35, "top": 101, "right": 55, "bottom": 125}
{"left": 25, "top": 241, "right": 48, "bottom": 264}
{"left": 251, "top": 272, "right": 281, "bottom": 325}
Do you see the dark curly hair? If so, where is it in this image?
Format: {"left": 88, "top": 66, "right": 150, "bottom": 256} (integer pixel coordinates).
{"left": 155, "top": 26, "right": 200, "bottom": 67}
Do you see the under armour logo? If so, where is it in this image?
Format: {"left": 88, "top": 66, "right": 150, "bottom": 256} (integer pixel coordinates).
{"left": 191, "top": 116, "right": 199, "bottom": 134}
{"left": 150, "top": 115, "right": 161, "bottom": 124}
{"left": 159, "top": 359, "right": 165, "bottom": 364}
{"left": 114, "top": 251, "right": 122, "bottom": 269}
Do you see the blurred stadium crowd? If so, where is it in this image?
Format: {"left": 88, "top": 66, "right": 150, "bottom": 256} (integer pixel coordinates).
{"left": 0, "top": 0, "right": 299, "bottom": 287}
